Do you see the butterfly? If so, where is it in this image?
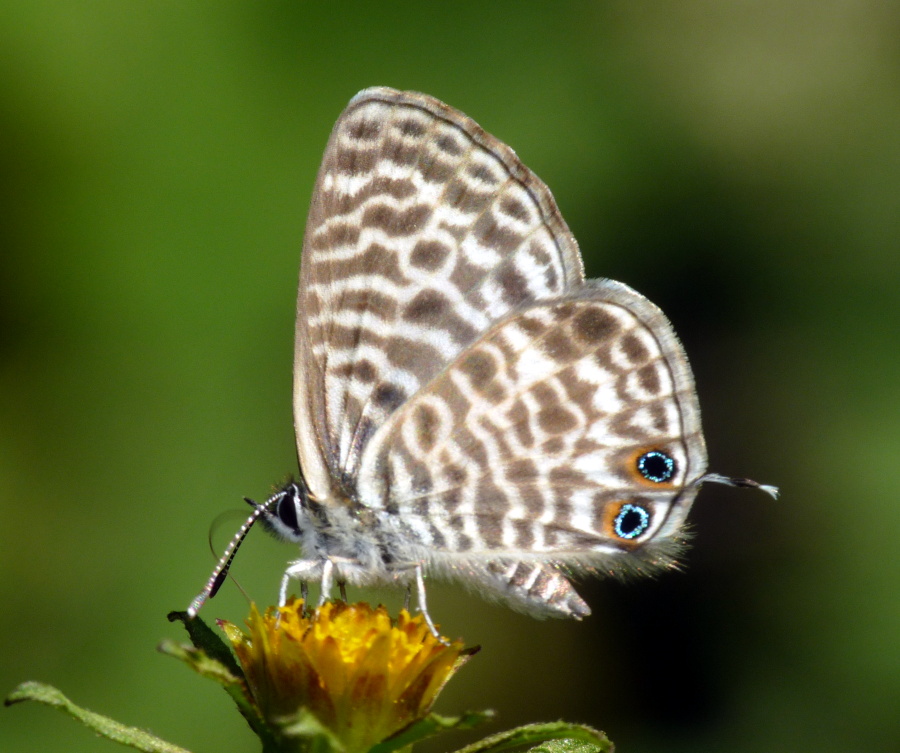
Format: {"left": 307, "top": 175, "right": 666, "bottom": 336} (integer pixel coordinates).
{"left": 188, "top": 87, "right": 777, "bottom": 633}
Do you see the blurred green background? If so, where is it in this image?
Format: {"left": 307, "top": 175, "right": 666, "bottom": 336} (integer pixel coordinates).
{"left": 2, "top": 3, "right": 898, "bottom": 752}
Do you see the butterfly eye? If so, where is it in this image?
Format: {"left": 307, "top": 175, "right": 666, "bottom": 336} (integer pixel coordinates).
{"left": 637, "top": 450, "right": 676, "bottom": 483}
{"left": 276, "top": 486, "right": 301, "bottom": 533}
{"left": 613, "top": 503, "right": 651, "bottom": 540}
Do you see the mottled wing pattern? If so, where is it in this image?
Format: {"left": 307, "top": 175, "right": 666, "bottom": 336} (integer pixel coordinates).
{"left": 294, "top": 88, "right": 584, "bottom": 501}
{"left": 187, "top": 87, "right": 768, "bottom": 626}
{"left": 355, "top": 279, "right": 707, "bottom": 610}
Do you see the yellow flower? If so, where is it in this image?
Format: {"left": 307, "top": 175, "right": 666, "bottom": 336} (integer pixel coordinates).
{"left": 220, "top": 600, "right": 470, "bottom": 753}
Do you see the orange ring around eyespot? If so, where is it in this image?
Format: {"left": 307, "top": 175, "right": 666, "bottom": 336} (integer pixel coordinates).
{"left": 624, "top": 446, "right": 678, "bottom": 488}
{"left": 601, "top": 500, "right": 647, "bottom": 549}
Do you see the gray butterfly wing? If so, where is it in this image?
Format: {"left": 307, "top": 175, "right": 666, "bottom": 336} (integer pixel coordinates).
{"left": 355, "top": 282, "right": 708, "bottom": 615}
{"left": 294, "top": 87, "right": 585, "bottom": 502}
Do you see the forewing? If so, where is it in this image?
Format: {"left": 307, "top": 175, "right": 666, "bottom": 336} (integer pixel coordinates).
{"left": 294, "top": 87, "right": 585, "bottom": 499}
{"left": 356, "top": 280, "right": 708, "bottom": 566}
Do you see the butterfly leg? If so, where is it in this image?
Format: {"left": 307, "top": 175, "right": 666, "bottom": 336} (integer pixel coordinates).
{"left": 280, "top": 558, "right": 327, "bottom": 608}
{"left": 415, "top": 564, "right": 449, "bottom": 643}
{"left": 278, "top": 568, "right": 291, "bottom": 607}
{"left": 318, "top": 558, "right": 335, "bottom": 606}
{"left": 338, "top": 580, "right": 348, "bottom": 602}
{"left": 403, "top": 583, "right": 412, "bottom": 611}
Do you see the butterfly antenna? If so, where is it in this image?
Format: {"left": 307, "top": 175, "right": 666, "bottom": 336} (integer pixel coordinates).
{"left": 700, "top": 473, "right": 779, "bottom": 499}
{"left": 187, "top": 496, "right": 274, "bottom": 618}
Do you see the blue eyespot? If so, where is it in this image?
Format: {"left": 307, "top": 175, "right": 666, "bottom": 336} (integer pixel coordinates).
{"left": 637, "top": 450, "right": 676, "bottom": 483}
{"left": 614, "top": 504, "right": 651, "bottom": 540}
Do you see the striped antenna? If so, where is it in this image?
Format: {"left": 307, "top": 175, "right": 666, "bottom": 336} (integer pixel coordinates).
{"left": 187, "top": 495, "right": 276, "bottom": 618}
{"left": 700, "top": 473, "right": 780, "bottom": 499}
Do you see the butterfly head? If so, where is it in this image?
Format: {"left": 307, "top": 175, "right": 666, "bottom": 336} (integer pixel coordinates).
{"left": 186, "top": 479, "right": 315, "bottom": 618}
{"left": 256, "top": 480, "right": 313, "bottom": 543}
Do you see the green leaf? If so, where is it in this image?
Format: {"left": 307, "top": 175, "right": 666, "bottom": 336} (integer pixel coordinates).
{"left": 449, "top": 722, "right": 613, "bottom": 753}
{"left": 161, "top": 613, "right": 283, "bottom": 750}
{"left": 527, "top": 738, "right": 613, "bottom": 753}
{"left": 156, "top": 639, "right": 243, "bottom": 690}
{"left": 369, "top": 710, "right": 494, "bottom": 753}
{"left": 4, "top": 681, "right": 192, "bottom": 753}
{"left": 166, "top": 610, "right": 243, "bottom": 678}
{"left": 157, "top": 637, "right": 277, "bottom": 749}
{"left": 278, "top": 706, "right": 347, "bottom": 753}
